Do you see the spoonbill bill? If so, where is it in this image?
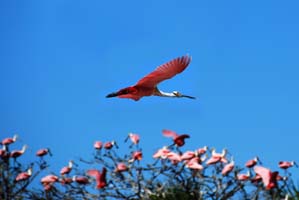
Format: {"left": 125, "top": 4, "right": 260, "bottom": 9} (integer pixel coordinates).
{"left": 106, "top": 55, "right": 195, "bottom": 101}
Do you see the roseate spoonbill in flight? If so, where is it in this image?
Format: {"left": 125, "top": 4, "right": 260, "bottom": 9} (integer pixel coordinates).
{"left": 278, "top": 161, "right": 298, "bottom": 169}
{"left": 106, "top": 55, "right": 195, "bottom": 101}
{"left": 162, "top": 129, "right": 190, "bottom": 147}
{"left": 87, "top": 167, "right": 107, "bottom": 189}
{"left": 1, "top": 134, "right": 18, "bottom": 146}
{"left": 253, "top": 165, "right": 279, "bottom": 190}
{"left": 15, "top": 167, "right": 32, "bottom": 182}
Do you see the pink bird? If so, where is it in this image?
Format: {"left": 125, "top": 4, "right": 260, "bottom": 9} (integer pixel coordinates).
{"left": 129, "top": 151, "right": 143, "bottom": 162}
{"left": 87, "top": 167, "right": 107, "bottom": 189}
{"left": 254, "top": 165, "right": 279, "bottom": 190}
{"left": 181, "top": 151, "right": 197, "bottom": 161}
{"left": 115, "top": 163, "right": 128, "bottom": 172}
{"left": 197, "top": 146, "right": 208, "bottom": 155}
{"left": 221, "top": 158, "right": 235, "bottom": 176}
{"left": 104, "top": 141, "right": 118, "bottom": 150}
{"left": 60, "top": 177, "right": 73, "bottom": 185}
{"left": 36, "top": 148, "right": 52, "bottom": 157}
{"left": 206, "top": 148, "right": 227, "bottom": 165}
{"left": 153, "top": 146, "right": 171, "bottom": 159}
{"left": 166, "top": 152, "right": 182, "bottom": 164}
{"left": 125, "top": 133, "right": 140, "bottom": 145}
{"left": 10, "top": 145, "right": 28, "bottom": 159}
{"left": 106, "top": 55, "right": 195, "bottom": 101}
{"left": 41, "top": 174, "right": 59, "bottom": 185}
{"left": 1, "top": 134, "right": 18, "bottom": 146}
{"left": 60, "top": 160, "right": 75, "bottom": 175}
{"left": 16, "top": 168, "right": 32, "bottom": 181}
{"left": 278, "top": 161, "right": 297, "bottom": 169}
{"left": 162, "top": 129, "right": 190, "bottom": 147}
{"left": 94, "top": 141, "right": 103, "bottom": 150}
{"left": 185, "top": 157, "right": 204, "bottom": 170}
{"left": 237, "top": 171, "right": 250, "bottom": 181}
{"left": 0, "top": 145, "right": 8, "bottom": 159}
{"left": 72, "top": 175, "right": 90, "bottom": 185}
{"left": 245, "top": 157, "right": 260, "bottom": 168}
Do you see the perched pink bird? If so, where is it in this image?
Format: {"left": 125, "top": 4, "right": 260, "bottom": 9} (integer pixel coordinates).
{"left": 197, "top": 146, "right": 208, "bottom": 155}
{"left": 125, "top": 133, "right": 140, "bottom": 145}
{"left": 162, "top": 129, "right": 190, "bottom": 147}
{"left": 0, "top": 145, "right": 8, "bottom": 158}
{"left": 72, "top": 175, "right": 90, "bottom": 185}
{"left": 166, "top": 152, "right": 182, "bottom": 164}
{"left": 1, "top": 134, "right": 18, "bottom": 146}
{"left": 278, "top": 161, "right": 297, "bottom": 169}
{"left": 10, "top": 145, "right": 28, "bottom": 159}
{"left": 153, "top": 146, "right": 171, "bottom": 159}
{"left": 16, "top": 168, "right": 32, "bottom": 181}
{"left": 94, "top": 141, "right": 103, "bottom": 150}
{"left": 181, "top": 151, "right": 197, "bottom": 161}
{"left": 41, "top": 174, "right": 59, "bottom": 185}
{"left": 104, "top": 141, "right": 117, "bottom": 149}
{"left": 254, "top": 165, "right": 279, "bottom": 190}
{"left": 221, "top": 158, "right": 235, "bottom": 176}
{"left": 115, "top": 163, "right": 128, "bottom": 172}
{"left": 87, "top": 167, "right": 107, "bottom": 189}
{"left": 206, "top": 148, "right": 227, "bottom": 165}
{"left": 185, "top": 157, "right": 204, "bottom": 170}
{"left": 106, "top": 55, "right": 195, "bottom": 101}
{"left": 129, "top": 151, "right": 143, "bottom": 162}
{"left": 36, "top": 148, "right": 52, "bottom": 157}
{"left": 237, "top": 171, "right": 250, "bottom": 181}
{"left": 60, "top": 160, "right": 75, "bottom": 175}
{"left": 245, "top": 157, "right": 260, "bottom": 168}
{"left": 60, "top": 177, "right": 73, "bottom": 185}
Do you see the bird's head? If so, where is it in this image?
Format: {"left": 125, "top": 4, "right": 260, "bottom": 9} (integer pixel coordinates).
{"left": 172, "top": 91, "right": 196, "bottom": 99}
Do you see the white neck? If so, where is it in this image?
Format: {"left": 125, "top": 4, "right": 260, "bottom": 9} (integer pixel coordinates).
{"left": 157, "top": 91, "right": 176, "bottom": 97}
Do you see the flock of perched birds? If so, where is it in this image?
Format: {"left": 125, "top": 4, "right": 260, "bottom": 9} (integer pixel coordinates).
{"left": 0, "top": 132, "right": 297, "bottom": 191}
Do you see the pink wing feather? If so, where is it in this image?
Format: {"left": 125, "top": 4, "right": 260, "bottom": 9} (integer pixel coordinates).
{"left": 254, "top": 166, "right": 271, "bottom": 187}
{"left": 162, "top": 129, "right": 178, "bottom": 139}
{"left": 136, "top": 55, "right": 192, "bottom": 88}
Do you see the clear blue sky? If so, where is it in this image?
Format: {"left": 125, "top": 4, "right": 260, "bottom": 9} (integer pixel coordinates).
{"left": 1, "top": 1, "right": 299, "bottom": 175}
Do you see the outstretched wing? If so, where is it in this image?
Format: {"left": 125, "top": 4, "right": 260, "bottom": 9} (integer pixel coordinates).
{"left": 254, "top": 166, "right": 271, "bottom": 187}
{"left": 162, "top": 129, "right": 178, "bottom": 139}
{"left": 136, "top": 55, "right": 192, "bottom": 88}
{"left": 87, "top": 169, "right": 100, "bottom": 179}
